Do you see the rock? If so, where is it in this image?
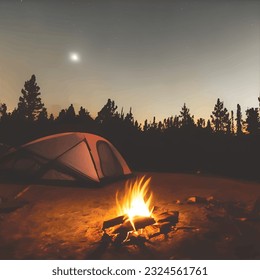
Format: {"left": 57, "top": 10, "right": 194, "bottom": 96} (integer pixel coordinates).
{"left": 156, "top": 211, "right": 179, "bottom": 225}
{"left": 235, "top": 217, "right": 247, "bottom": 222}
{"left": 150, "top": 233, "right": 165, "bottom": 242}
{"left": 159, "top": 222, "right": 172, "bottom": 234}
{"left": 187, "top": 196, "right": 207, "bottom": 204}
{"left": 206, "top": 196, "right": 214, "bottom": 202}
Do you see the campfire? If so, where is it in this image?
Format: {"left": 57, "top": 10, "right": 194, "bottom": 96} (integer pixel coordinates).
{"left": 102, "top": 176, "right": 179, "bottom": 245}
{"left": 116, "top": 176, "right": 154, "bottom": 231}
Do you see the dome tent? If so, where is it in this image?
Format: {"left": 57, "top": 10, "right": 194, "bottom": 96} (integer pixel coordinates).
{"left": 0, "top": 132, "right": 131, "bottom": 184}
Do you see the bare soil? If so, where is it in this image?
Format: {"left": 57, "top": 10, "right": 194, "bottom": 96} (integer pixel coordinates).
{"left": 0, "top": 172, "right": 260, "bottom": 260}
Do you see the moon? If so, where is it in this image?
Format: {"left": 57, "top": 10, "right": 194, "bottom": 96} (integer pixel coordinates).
{"left": 69, "top": 52, "right": 80, "bottom": 63}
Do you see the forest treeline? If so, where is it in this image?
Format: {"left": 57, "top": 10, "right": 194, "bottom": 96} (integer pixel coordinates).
{"left": 0, "top": 75, "right": 260, "bottom": 180}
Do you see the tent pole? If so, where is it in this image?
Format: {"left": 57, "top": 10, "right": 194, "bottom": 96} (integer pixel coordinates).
{"left": 84, "top": 138, "right": 100, "bottom": 181}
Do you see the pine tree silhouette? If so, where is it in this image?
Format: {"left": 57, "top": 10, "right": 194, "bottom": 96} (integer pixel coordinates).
{"left": 179, "top": 103, "right": 194, "bottom": 128}
{"left": 0, "top": 103, "right": 7, "bottom": 120}
{"left": 231, "top": 110, "right": 234, "bottom": 134}
{"left": 17, "top": 74, "right": 44, "bottom": 121}
{"left": 37, "top": 107, "right": 48, "bottom": 122}
{"left": 96, "top": 99, "right": 118, "bottom": 124}
{"left": 211, "top": 98, "right": 229, "bottom": 133}
{"left": 78, "top": 106, "right": 89, "bottom": 119}
{"left": 236, "top": 104, "right": 243, "bottom": 135}
{"left": 245, "top": 108, "right": 259, "bottom": 135}
{"left": 66, "top": 104, "right": 76, "bottom": 121}
{"left": 197, "top": 118, "right": 205, "bottom": 128}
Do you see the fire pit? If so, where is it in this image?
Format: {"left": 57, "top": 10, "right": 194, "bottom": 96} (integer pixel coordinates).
{"left": 102, "top": 177, "right": 179, "bottom": 245}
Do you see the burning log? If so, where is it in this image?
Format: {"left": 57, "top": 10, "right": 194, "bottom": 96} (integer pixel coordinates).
{"left": 114, "top": 216, "right": 156, "bottom": 233}
{"left": 102, "top": 215, "right": 126, "bottom": 230}
{"left": 144, "top": 225, "right": 160, "bottom": 238}
{"left": 102, "top": 211, "right": 181, "bottom": 246}
{"left": 101, "top": 177, "right": 182, "bottom": 246}
{"left": 112, "top": 216, "right": 156, "bottom": 245}
{"left": 132, "top": 216, "right": 156, "bottom": 230}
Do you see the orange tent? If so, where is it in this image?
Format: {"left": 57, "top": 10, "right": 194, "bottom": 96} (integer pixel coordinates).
{"left": 0, "top": 132, "right": 131, "bottom": 184}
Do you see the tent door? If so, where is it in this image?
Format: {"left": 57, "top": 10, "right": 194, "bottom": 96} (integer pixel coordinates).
{"left": 96, "top": 141, "right": 123, "bottom": 177}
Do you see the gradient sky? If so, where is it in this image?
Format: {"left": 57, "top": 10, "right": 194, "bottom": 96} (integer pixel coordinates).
{"left": 0, "top": 0, "right": 259, "bottom": 123}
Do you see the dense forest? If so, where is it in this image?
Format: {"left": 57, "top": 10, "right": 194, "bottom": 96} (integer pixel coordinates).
{"left": 0, "top": 75, "right": 260, "bottom": 180}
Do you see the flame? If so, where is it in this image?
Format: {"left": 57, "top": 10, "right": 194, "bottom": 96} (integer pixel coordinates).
{"left": 116, "top": 176, "right": 153, "bottom": 230}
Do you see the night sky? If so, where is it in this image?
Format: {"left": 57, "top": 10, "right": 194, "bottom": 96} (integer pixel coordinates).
{"left": 0, "top": 0, "right": 259, "bottom": 122}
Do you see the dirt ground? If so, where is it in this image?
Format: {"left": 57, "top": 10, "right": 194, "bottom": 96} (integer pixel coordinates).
{"left": 0, "top": 172, "right": 260, "bottom": 260}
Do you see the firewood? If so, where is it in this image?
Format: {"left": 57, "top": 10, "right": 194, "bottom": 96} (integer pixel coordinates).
{"left": 113, "top": 216, "right": 156, "bottom": 233}
{"left": 133, "top": 216, "right": 156, "bottom": 230}
{"left": 102, "top": 215, "right": 126, "bottom": 230}
{"left": 106, "top": 224, "right": 121, "bottom": 235}
{"left": 159, "top": 222, "right": 172, "bottom": 234}
{"left": 127, "top": 235, "right": 147, "bottom": 246}
{"left": 113, "top": 231, "right": 128, "bottom": 246}
{"left": 144, "top": 225, "right": 160, "bottom": 238}
{"left": 113, "top": 223, "right": 132, "bottom": 234}
{"left": 150, "top": 233, "right": 165, "bottom": 242}
{"left": 156, "top": 211, "right": 179, "bottom": 225}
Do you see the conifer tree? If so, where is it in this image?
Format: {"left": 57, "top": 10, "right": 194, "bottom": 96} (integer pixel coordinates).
{"left": 37, "top": 107, "right": 48, "bottom": 122}
{"left": 236, "top": 104, "right": 242, "bottom": 135}
{"left": 96, "top": 99, "right": 118, "bottom": 124}
{"left": 210, "top": 98, "right": 229, "bottom": 133}
{"left": 197, "top": 118, "right": 205, "bottom": 128}
{"left": 179, "top": 103, "right": 194, "bottom": 127}
{"left": 17, "top": 74, "right": 44, "bottom": 121}
{"left": 245, "top": 108, "right": 259, "bottom": 135}
{"left": 231, "top": 110, "right": 234, "bottom": 134}
{"left": 0, "top": 103, "right": 7, "bottom": 120}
